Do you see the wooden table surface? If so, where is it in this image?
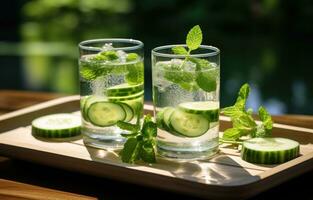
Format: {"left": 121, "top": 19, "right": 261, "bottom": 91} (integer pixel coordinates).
{"left": 0, "top": 90, "right": 313, "bottom": 200}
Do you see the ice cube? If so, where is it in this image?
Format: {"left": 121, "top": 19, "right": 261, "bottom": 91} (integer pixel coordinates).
{"left": 155, "top": 61, "right": 171, "bottom": 69}
{"left": 183, "top": 60, "right": 197, "bottom": 71}
{"left": 170, "top": 59, "right": 184, "bottom": 70}
{"left": 116, "top": 50, "right": 127, "bottom": 63}
{"left": 102, "top": 43, "right": 113, "bottom": 51}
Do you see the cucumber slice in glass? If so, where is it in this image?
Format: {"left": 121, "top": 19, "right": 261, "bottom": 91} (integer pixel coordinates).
{"left": 241, "top": 137, "right": 300, "bottom": 164}
{"left": 178, "top": 101, "right": 219, "bottom": 122}
{"left": 107, "top": 83, "right": 143, "bottom": 97}
{"left": 163, "top": 107, "right": 175, "bottom": 129}
{"left": 83, "top": 95, "right": 107, "bottom": 121}
{"left": 169, "top": 109, "right": 209, "bottom": 137}
{"left": 87, "top": 102, "right": 126, "bottom": 127}
{"left": 119, "top": 103, "right": 134, "bottom": 122}
{"left": 108, "top": 91, "right": 144, "bottom": 101}
{"left": 32, "top": 114, "right": 81, "bottom": 138}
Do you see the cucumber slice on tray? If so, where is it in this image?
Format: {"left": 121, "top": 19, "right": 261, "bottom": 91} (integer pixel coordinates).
{"left": 32, "top": 114, "right": 81, "bottom": 138}
{"left": 87, "top": 102, "right": 126, "bottom": 127}
{"left": 241, "top": 137, "right": 300, "bottom": 164}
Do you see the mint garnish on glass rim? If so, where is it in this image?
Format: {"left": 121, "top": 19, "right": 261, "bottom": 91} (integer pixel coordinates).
{"left": 170, "top": 25, "right": 217, "bottom": 92}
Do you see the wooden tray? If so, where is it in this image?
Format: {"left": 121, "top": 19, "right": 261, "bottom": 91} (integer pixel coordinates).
{"left": 1, "top": 96, "right": 313, "bottom": 200}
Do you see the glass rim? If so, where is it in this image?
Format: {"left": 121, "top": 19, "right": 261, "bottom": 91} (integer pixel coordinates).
{"left": 79, "top": 38, "right": 144, "bottom": 51}
{"left": 152, "top": 44, "right": 220, "bottom": 58}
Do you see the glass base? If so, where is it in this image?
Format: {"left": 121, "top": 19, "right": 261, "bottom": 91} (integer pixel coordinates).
{"left": 82, "top": 125, "right": 127, "bottom": 150}
{"left": 157, "top": 143, "right": 219, "bottom": 161}
{"left": 83, "top": 135, "right": 125, "bottom": 150}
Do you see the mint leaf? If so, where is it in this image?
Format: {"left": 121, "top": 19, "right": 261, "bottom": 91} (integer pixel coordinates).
{"left": 126, "top": 53, "right": 139, "bottom": 61}
{"left": 220, "top": 83, "right": 274, "bottom": 145}
{"left": 196, "top": 70, "right": 217, "bottom": 92}
{"left": 126, "top": 61, "right": 144, "bottom": 85}
{"left": 163, "top": 70, "right": 197, "bottom": 91}
{"left": 233, "top": 114, "right": 257, "bottom": 129}
{"left": 222, "top": 128, "right": 241, "bottom": 141}
{"left": 117, "top": 121, "right": 140, "bottom": 132}
{"left": 258, "top": 106, "right": 273, "bottom": 136}
{"left": 222, "top": 106, "right": 243, "bottom": 118}
{"left": 235, "top": 83, "right": 250, "bottom": 110}
{"left": 119, "top": 115, "right": 157, "bottom": 164}
{"left": 100, "top": 50, "right": 119, "bottom": 60}
{"left": 142, "top": 121, "right": 157, "bottom": 138}
{"left": 121, "top": 137, "right": 141, "bottom": 164}
{"left": 186, "top": 25, "right": 202, "bottom": 51}
{"left": 172, "top": 46, "right": 188, "bottom": 55}
{"left": 79, "top": 59, "right": 112, "bottom": 80}
{"left": 188, "top": 57, "right": 212, "bottom": 70}
{"left": 140, "top": 140, "right": 156, "bottom": 163}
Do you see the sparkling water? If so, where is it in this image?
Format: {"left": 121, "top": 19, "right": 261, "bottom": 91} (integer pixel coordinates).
{"left": 153, "top": 59, "right": 220, "bottom": 160}
{"left": 79, "top": 51, "right": 144, "bottom": 149}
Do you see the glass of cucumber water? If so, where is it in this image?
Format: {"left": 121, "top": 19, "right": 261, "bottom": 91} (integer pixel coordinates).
{"left": 79, "top": 39, "right": 144, "bottom": 149}
{"left": 152, "top": 44, "right": 220, "bottom": 160}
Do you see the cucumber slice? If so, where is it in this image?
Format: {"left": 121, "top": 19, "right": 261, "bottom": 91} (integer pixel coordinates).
{"left": 108, "top": 91, "right": 144, "bottom": 101}
{"left": 163, "top": 107, "right": 175, "bottom": 128}
{"left": 156, "top": 109, "right": 165, "bottom": 129}
{"left": 169, "top": 109, "right": 209, "bottom": 137}
{"left": 119, "top": 103, "right": 134, "bottom": 122}
{"left": 80, "top": 96, "right": 89, "bottom": 121}
{"left": 32, "top": 114, "right": 81, "bottom": 138}
{"left": 241, "top": 137, "right": 300, "bottom": 164}
{"left": 112, "top": 95, "right": 144, "bottom": 116}
{"left": 87, "top": 102, "right": 126, "bottom": 127}
{"left": 83, "top": 95, "right": 107, "bottom": 121}
{"left": 107, "top": 83, "right": 143, "bottom": 97}
{"left": 178, "top": 101, "right": 219, "bottom": 122}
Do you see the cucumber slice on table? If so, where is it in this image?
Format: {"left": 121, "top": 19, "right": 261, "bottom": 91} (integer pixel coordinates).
{"left": 32, "top": 114, "right": 81, "bottom": 138}
{"left": 178, "top": 101, "right": 219, "bottom": 122}
{"left": 87, "top": 102, "right": 126, "bottom": 127}
{"left": 241, "top": 137, "right": 300, "bottom": 164}
{"left": 169, "top": 109, "right": 209, "bottom": 137}
{"left": 107, "top": 83, "right": 143, "bottom": 97}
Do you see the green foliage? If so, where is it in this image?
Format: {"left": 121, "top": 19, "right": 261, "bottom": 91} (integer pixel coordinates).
{"left": 221, "top": 84, "right": 273, "bottom": 144}
{"left": 186, "top": 25, "right": 202, "bottom": 51}
{"left": 117, "top": 114, "right": 157, "bottom": 164}
{"left": 170, "top": 25, "right": 217, "bottom": 92}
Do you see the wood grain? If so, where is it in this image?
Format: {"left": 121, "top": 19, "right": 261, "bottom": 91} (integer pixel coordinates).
{"left": 0, "top": 179, "right": 96, "bottom": 200}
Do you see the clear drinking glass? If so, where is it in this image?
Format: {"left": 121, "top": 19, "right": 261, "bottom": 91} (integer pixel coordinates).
{"left": 152, "top": 45, "right": 220, "bottom": 160}
{"left": 79, "top": 39, "right": 144, "bottom": 149}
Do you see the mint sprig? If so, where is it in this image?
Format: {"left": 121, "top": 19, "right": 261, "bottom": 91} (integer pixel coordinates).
{"left": 186, "top": 25, "right": 203, "bottom": 51}
{"left": 221, "top": 84, "right": 273, "bottom": 144}
{"left": 117, "top": 114, "right": 157, "bottom": 164}
{"left": 170, "top": 25, "right": 216, "bottom": 92}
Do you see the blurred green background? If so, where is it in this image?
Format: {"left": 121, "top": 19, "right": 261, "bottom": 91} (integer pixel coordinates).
{"left": 1, "top": 0, "right": 312, "bottom": 115}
